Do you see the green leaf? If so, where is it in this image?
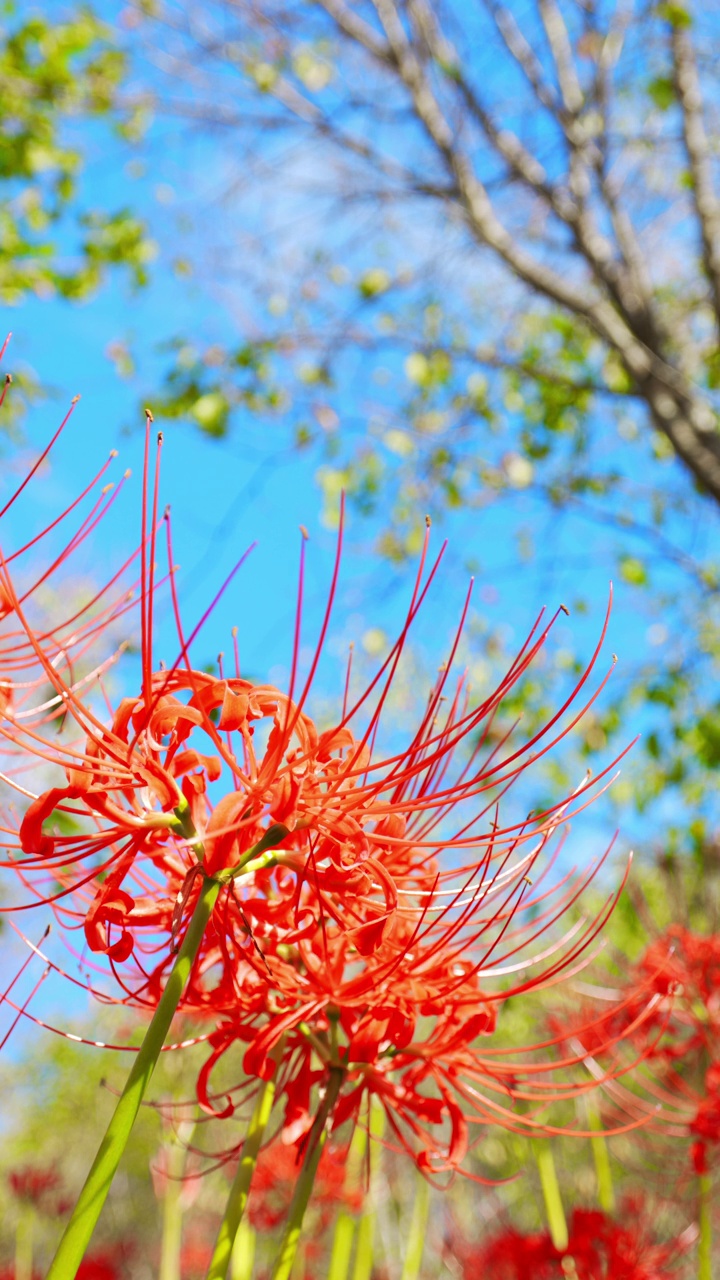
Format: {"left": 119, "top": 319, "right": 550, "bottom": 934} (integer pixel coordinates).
{"left": 191, "top": 391, "right": 229, "bottom": 436}
{"left": 656, "top": 2, "right": 692, "bottom": 28}
{"left": 647, "top": 76, "right": 676, "bottom": 111}
{"left": 618, "top": 555, "right": 648, "bottom": 586}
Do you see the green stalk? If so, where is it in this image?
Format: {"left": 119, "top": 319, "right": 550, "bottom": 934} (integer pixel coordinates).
{"left": 328, "top": 1120, "right": 368, "bottom": 1280}
{"left": 329, "top": 1213, "right": 357, "bottom": 1280}
{"left": 47, "top": 873, "right": 221, "bottom": 1280}
{"left": 400, "top": 1174, "right": 430, "bottom": 1280}
{"left": 230, "top": 1219, "right": 256, "bottom": 1280}
{"left": 159, "top": 1117, "right": 196, "bottom": 1280}
{"left": 533, "top": 1140, "right": 568, "bottom": 1252}
{"left": 351, "top": 1098, "right": 386, "bottom": 1280}
{"left": 586, "top": 1104, "right": 615, "bottom": 1215}
{"left": 159, "top": 1160, "right": 183, "bottom": 1280}
{"left": 46, "top": 813, "right": 289, "bottom": 1280}
{"left": 699, "top": 1173, "right": 712, "bottom": 1280}
{"left": 205, "top": 1050, "right": 283, "bottom": 1280}
{"left": 15, "top": 1206, "right": 33, "bottom": 1280}
{"left": 271, "top": 1068, "right": 344, "bottom": 1280}
{"left": 352, "top": 1211, "right": 375, "bottom": 1280}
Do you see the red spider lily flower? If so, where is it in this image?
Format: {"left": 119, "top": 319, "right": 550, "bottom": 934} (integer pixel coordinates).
{"left": 451, "top": 1200, "right": 689, "bottom": 1280}
{"left": 247, "top": 1142, "right": 361, "bottom": 1236}
{"left": 73, "top": 1253, "right": 124, "bottom": 1280}
{"left": 0, "top": 1253, "right": 122, "bottom": 1280}
{"left": 192, "top": 818, "right": 651, "bottom": 1181}
{"left": 8, "top": 1166, "right": 64, "bottom": 1214}
{"left": 0, "top": 350, "right": 625, "bottom": 1010}
{"left": 178, "top": 1230, "right": 214, "bottom": 1279}
{"left": 690, "top": 1063, "right": 720, "bottom": 1174}
{"left": 0, "top": 349, "right": 647, "bottom": 1206}
{"left": 560, "top": 925, "right": 720, "bottom": 1062}
{"left": 547, "top": 925, "right": 720, "bottom": 1158}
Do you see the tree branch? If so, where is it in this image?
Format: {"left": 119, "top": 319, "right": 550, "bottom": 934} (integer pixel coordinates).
{"left": 670, "top": 16, "right": 720, "bottom": 335}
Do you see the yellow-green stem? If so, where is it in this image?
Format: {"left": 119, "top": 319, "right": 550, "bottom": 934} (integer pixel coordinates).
{"left": 533, "top": 1141, "right": 568, "bottom": 1252}
{"left": 329, "top": 1214, "right": 357, "bottom": 1280}
{"left": 328, "top": 1120, "right": 368, "bottom": 1280}
{"left": 15, "top": 1207, "right": 33, "bottom": 1280}
{"left": 159, "top": 1117, "right": 195, "bottom": 1280}
{"left": 699, "top": 1173, "right": 712, "bottom": 1280}
{"left": 352, "top": 1211, "right": 375, "bottom": 1280}
{"left": 159, "top": 1166, "right": 183, "bottom": 1280}
{"left": 230, "top": 1218, "right": 256, "bottom": 1280}
{"left": 400, "top": 1174, "right": 430, "bottom": 1280}
{"left": 205, "top": 1050, "right": 282, "bottom": 1280}
{"left": 351, "top": 1099, "right": 386, "bottom": 1280}
{"left": 46, "top": 874, "right": 221, "bottom": 1280}
{"left": 587, "top": 1105, "right": 615, "bottom": 1214}
{"left": 271, "top": 1068, "right": 344, "bottom": 1280}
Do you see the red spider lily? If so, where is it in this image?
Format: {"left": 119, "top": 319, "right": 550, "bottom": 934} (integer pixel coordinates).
{"left": 690, "top": 1063, "right": 720, "bottom": 1174}
{"left": 0, "top": 349, "right": 625, "bottom": 1017}
{"left": 247, "top": 1142, "right": 361, "bottom": 1235}
{"left": 8, "top": 1165, "right": 65, "bottom": 1214}
{"left": 0, "top": 1254, "right": 122, "bottom": 1280}
{"left": 548, "top": 925, "right": 720, "bottom": 1163}
{"left": 575, "top": 927, "right": 720, "bottom": 1066}
{"left": 192, "top": 807, "right": 653, "bottom": 1181}
{"left": 73, "top": 1254, "right": 124, "bottom": 1280}
{"left": 178, "top": 1230, "right": 214, "bottom": 1279}
{"left": 0, "top": 348, "right": 650, "bottom": 1236}
{"left": 450, "top": 1200, "right": 689, "bottom": 1279}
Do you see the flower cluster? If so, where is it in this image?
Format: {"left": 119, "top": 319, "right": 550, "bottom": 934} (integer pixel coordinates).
{"left": 247, "top": 1143, "right": 361, "bottom": 1236}
{"left": 4, "top": 1164, "right": 123, "bottom": 1279}
{"left": 8, "top": 1165, "right": 67, "bottom": 1217}
{"left": 450, "top": 1201, "right": 687, "bottom": 1280}
{"left": 549, "top": 923, "right": 720, "bottom": 1172}
{"left": 0, "top": 353, "right": 652, "bottom": 1258}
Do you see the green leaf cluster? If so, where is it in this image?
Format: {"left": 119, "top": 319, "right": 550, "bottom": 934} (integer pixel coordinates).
{"left": 0, "top": 2, "right": 154, "bottom": 302}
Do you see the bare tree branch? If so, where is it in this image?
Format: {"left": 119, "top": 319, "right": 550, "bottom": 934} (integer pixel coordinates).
{"left": 136, "top": 0, "right": 720, "bottom": 505}
{"left": 670, "top": 16, "right": 720, "bottom": 336}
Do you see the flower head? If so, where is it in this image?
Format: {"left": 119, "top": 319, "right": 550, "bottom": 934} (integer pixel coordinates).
{"left": 0, "top": 352, "right": 647, "bottom": 1186}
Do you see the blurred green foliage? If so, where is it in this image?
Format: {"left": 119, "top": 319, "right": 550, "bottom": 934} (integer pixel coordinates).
{"left": 0, "top": 2, "right": 154, "bottom": 304}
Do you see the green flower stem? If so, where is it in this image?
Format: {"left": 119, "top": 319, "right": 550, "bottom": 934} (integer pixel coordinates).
{"left": 328, "top": 1125, "right": 368, "bottom": 1280}
{"left": 586, "top": 1104, "right": 615, "bottom": 1214}
{"left": 329, "top": 1213, "right": 357, "bottom": 1280}
{"left": 46, "top": 873, "right": 221, "bottom": 1280}
{"left": 352, "top": 1100, "right": 386, "bottom": 1280}
{"left": 15, "top": 1206, "right": 33, "bottom": 1280}
{"left": 699, "top": 1173, "right": 712, "bottom": 1280}
{"left": 225, "top": 823, "right": 289, "bottom": 880}
{"left": 271, "top": 1068, "right": 345, "bottom": 1280}
{"left": 159, "top": 1117, "right": 196, "bottom": 1280}
{"left": 400, "top": 1174, "right": 430, "bottom": 1280}
{"left": 205, "top": 1046, "right": 284, "bottom": 1280}
{"left": 533, "top": 1140, "right": 569, "bottom": 1252}
{"left": 352, "top": 1210, "right": 376, "bottom": 1280}
{"left": 230, "top": 1219, "right": 256, "bottom": 1280}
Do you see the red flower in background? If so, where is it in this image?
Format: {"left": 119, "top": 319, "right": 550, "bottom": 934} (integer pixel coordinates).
{"left": 549, "top": 923, "right": 720, "bottom": 1168}
{"left": 0, "top": 1253, "right": 122, "bottom": 1280}
{"left": 690, "top": 1063, "right": 720, "bottom": 1174}
{"left": 247, "top": 1142, "right": 361, "bottom": 1237}
{"left": 9, "top": 1165, "right": 62, "bottom": 1206}
{"left": 75, "top": 1253, "right": 123, "bottom": 1280}
{"left": 8, "top": 1165, "right": 69, "bottom": 1217}
{"left": 452, "top": 1201, "right": 687, "bottom": 1279}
